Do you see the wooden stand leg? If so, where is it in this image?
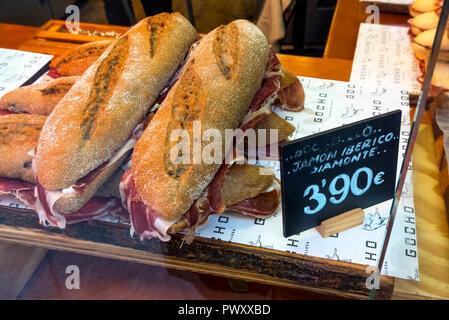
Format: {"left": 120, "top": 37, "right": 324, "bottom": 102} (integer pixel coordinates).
{"left": 316, "top": 208, "right": 365, "bottom": 238}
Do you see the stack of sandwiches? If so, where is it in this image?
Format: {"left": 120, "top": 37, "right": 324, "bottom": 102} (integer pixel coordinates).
{"left": 408, "top": 0, "right": 448, "bottom": 94}
{"left": 0, "top": 13, "right": 304, "bottom": 243}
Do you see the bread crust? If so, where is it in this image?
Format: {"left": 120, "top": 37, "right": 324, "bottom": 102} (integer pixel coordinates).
{"left": 0, "top": 114, "right": 47, "bottom": 183}
{"left": 0, "top": 76, "right": 79, "bottom": 115}
{"left": 167, "top": 164, "right": 275, "bottom": 234}
{"left": 36, "top": 13, "right": 198, "bottom": 190}
{"left": 251, "top": 112, "right": 295, "bottom": 147}
{"left": 132, "top": 20, "right": 270, "bottom": 220}
{"left": 50, "top": 40, "right": 114, "bottom": 76}
{"left": 221, "top": 164, "right": 274, "bottom": 206}
{"left": 52, "top": 151, "right": 130, "bottom": 213}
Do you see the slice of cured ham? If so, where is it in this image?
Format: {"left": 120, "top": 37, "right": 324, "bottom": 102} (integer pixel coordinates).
{"left": 0, "top": 177, "right": 36, "bottom": 209}
{"left": 34, "top": 129, "right": 140, "bottom": 228}
{"left": 0, "top": 177, "right": 128, "bottom": 227}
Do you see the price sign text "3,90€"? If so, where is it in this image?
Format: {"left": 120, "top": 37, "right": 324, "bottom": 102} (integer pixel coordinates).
{"left": 280, "top": 110, "right": 401, "bottom": 237}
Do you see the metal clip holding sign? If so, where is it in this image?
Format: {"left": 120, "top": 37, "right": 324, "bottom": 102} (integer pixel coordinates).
{"left": 372, "top": 0, "right": 449, "bottom": 299}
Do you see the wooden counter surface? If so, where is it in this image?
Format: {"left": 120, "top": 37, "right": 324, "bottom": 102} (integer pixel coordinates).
{"left": 324, "top": 0, "right": 410, "bottom": 60}
{"left": 0, "top": 23, "right": 38, "bottom": 50}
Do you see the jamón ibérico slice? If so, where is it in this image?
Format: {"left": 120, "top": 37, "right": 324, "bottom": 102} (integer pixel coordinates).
{"left": 249, "top": 76, "right": 281, "bottom": 112}
{"left": 121, "top": 168, "right": 222, "bottom": 242}
{"left": 226, "top": 189, "right": 280, "bottom": 217}
{"left": 249, "top": 47, "right": 282, "bottom": 112}
{"left": 128, "top": 178, "right": 159, "bottom": 236}
{"left": 206, "top": 163, "right": 229, "bottom": 214}
{"left": 277, "top": 78, "right": 305, "bottom": 111}
{"left": 0, "top": 177, "right": 34, "bottom": 192}
{"left": 267, "top": 46, "right": 282, "bottom": 73}
{"left": 0, "top": 177, "right": 36, "bottom": 209}
{"left": 35, "top": 179, "right": 60, "bottom": 226}
{"left": 183, "top": 202, "right": 200, "bottom": 227}
{"left": 47, "top": 68, "right": 61, "bottom": 79}
{"left": 240, "top": 112, "right": 270, "bottom": 132}
{"left": 64, "top": 197, "right": 127, "bottom": 224}
{"left": 120, "top": 169, "right": 172, "bottom": 241}
{"left": 0, "top": 110, "right": 14, "bottom": 116}
{"left": 71, "top": 161, "right": 109, "bottom": 194}
{"left": 35, "top": 178, "right": 127, "bottom": 228}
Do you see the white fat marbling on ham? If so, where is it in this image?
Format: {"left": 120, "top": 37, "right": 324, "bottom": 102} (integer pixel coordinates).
{"left": 241, "top": 93, "right": 277, "bottom": 129}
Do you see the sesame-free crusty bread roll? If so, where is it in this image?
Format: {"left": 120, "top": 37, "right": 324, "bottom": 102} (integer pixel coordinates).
{"left": 50, "top": 150, "right": 130, "bottom": 214}
{"left": 132, "top": 19, "right": 270, "bottom": 221}
{"left": 36, "top": 13, "right": 198, "bottom": 191}
{"left": 167, "top": 163, "right": 275, "bottom": 234}
{"left": 49, "top": 40, "right": 114, "bottom": 77}
{"left": 0, "top": 114, "right": 47, "bottom": 183}
{"left": 0, "top": 76, "right": 79, "bottom": 115}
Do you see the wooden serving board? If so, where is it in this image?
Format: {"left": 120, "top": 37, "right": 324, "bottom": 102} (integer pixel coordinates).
{"left": 0, "top": 206, "right": 394, "bottom": 299}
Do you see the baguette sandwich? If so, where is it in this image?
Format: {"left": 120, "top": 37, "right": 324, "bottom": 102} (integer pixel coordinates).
{"left": 0, "top": 114, "right": 47, "bottom": 209}
{"left": 0, "top": 113, "right": 128, "bottom": 223}
{"left": 33, "top": 13, "right": 198, "bottom": 229}
{"left": 0, "top": 114, "right": 45, "bottom": 184}
{"left": 120, "top": 20, "right": 303, "bottom": 243}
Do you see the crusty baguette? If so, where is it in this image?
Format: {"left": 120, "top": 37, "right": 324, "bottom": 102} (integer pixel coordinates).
{"left": 167, "top": 163, "right": 275, "bottom": 234}
{"left": 50, "top": 40, "right": 113, "bottom": 76}
{"left": 95, "top": 166, "right": 126, "bottom": 199}
{"left": 36, "top": 13, "right": 198, "bottom": 191}
{"left": 132, "top": 20, "right": 270, "bottom": 221}
{"left": 0, "top": 114, "right": 47, "bottom": 183}
{"left": 0, "top": 76, "right": 79, "bottom": 115}
{"left": 52, "top": 151, "right": 130, "bottom": 214}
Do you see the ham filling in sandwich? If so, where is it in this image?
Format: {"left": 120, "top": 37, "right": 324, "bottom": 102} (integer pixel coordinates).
{"left": 0, "top": 114, "right": 128, "bottom": 223}
{"left": 32, "top": 13, "right": 199, "bottom": 229}
{"left": 120, "top": 20, "right": 304, "bottom": 243}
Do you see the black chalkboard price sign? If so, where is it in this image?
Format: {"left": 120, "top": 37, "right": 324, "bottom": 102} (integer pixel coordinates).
{"left": 279, "top": 110, "right": 402, "bottom": 237}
